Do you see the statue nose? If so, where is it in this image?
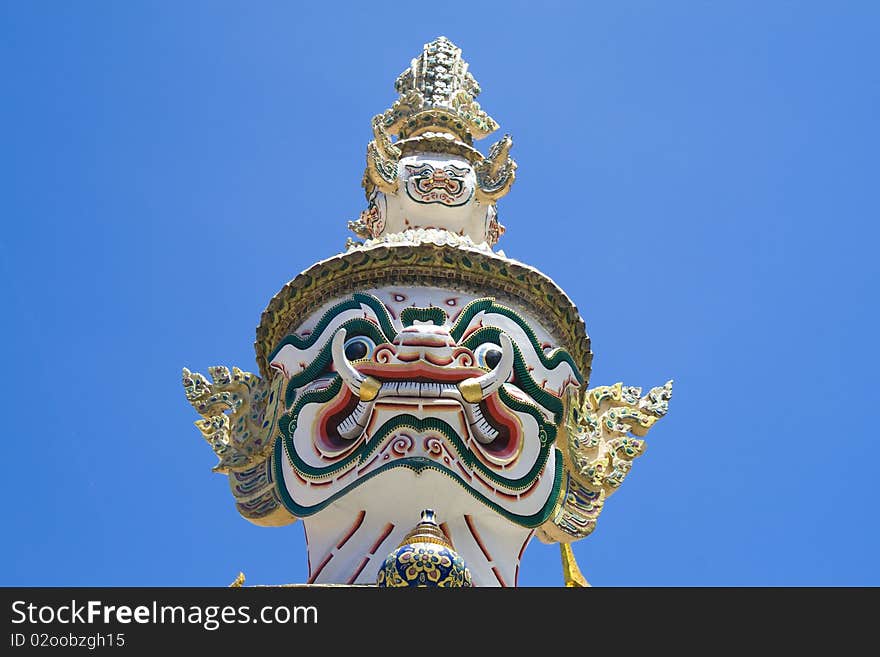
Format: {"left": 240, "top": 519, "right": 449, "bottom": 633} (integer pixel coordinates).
{"left": 392, "top": 327, "right": 455, "bottom": 353}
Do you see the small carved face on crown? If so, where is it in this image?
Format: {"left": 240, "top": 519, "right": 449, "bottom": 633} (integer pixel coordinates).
{"left": 403, "top": 160, "right": 473, "bottom": 207}
{"left": 376, "top": 153, "right": 494, "bottom": 244}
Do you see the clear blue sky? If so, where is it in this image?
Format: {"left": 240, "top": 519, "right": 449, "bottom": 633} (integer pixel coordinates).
{"left": 2, "top": 1, "right": 877, "bottom": 587}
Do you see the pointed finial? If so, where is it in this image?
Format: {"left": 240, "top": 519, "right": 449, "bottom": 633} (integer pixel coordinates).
{"left": 395, "top": 508, "right": 453, "bottom": 549}
{"left": 386, "top": 36, "right": 498, "bottom": 143}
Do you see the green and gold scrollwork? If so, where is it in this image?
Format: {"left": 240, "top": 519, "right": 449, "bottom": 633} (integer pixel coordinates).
{"left": 538, "top": 381, "right": 674, "bottom": 543}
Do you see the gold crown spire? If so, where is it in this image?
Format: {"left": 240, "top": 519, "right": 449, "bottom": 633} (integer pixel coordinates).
{"left": 387, "top": 36, "right": 498, "bottom": 143}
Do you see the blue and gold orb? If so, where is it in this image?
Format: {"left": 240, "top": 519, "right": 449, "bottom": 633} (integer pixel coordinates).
{"left": 377, "top": 509, "right": 473, "bottom": 587}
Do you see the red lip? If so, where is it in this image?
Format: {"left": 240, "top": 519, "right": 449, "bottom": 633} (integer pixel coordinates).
{"left": 352, "top": 362, "right": 486, "bottom": 384}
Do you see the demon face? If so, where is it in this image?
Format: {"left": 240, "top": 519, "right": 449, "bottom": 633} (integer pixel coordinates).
{"left": 268, "top": 286, "right": 582, "bottom": 531}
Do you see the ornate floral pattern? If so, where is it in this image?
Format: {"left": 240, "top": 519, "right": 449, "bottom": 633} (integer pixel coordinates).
{"left": 377, "top": 544, "right": 472, "bottom": 587}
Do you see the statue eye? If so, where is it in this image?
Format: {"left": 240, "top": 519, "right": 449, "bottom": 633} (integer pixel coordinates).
{"left": 474, "top": 342, "right": 504, "bottom": 370}
{"left": 344, "top": 336, "right": 375, "bottom": 362}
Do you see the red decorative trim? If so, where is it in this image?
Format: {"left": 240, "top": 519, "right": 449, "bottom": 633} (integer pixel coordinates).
{"left": 358, "top": 453, "right": 380, "bottom": 473}
{"left": 494, "top": 488, "right": 520, "bottom": 502}
{"left": 455, "top": 461, "right": 473, "bottom": 481}
{"left": 336, "top": 510, "right": 366, "bottom": 550}
{"left": 348, "top": 557, "right": 371, "bottom": 585}
{"left": 492, "top": 566, "right": 508, "bottom": 587}
{"left": 464, "top": 514, "right": 492, "bottom": 562}
{"left": 369, "top": 523, "right": 395, "bottom": 555}
{"left": 471, "top": 469, "right": 497, "bottom": 493}
{"left": 471, "top": 468, "right": 541, "bottom": 499}
{"left": 515, "top": 530, "right": 534, "bottom": 587}
{"left": 459, "top": 320, "right": 484, "bottom": 342}
{"left": 303, "top": 523, "right": 312, "bottom": 574}
{"left": 356, "top": 362, "right": 483, "bottom": 383}
{"left": 307, "top": 552, "right": 333, "bottom": 584}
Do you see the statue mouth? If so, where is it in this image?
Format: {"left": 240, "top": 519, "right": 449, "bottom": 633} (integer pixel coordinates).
{"left": 321, "top": 328, "right": 520, "bottom": 462}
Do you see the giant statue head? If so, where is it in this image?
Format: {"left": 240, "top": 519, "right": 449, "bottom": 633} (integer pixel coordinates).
{"left": 183, "top": 37, "right": 672, "bottom": 587}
